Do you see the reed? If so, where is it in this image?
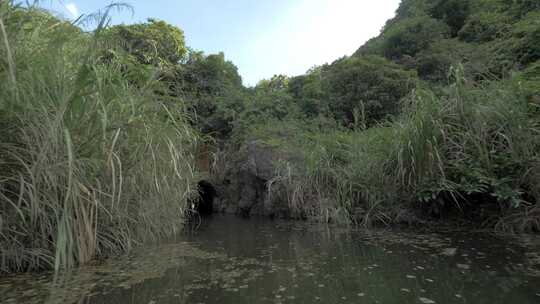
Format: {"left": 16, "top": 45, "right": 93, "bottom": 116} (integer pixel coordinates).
{"left": 258, "top": 67, "right": 539, "bottom": 231}
{"left": 0, "top": 2, "right": 198, "bottom": 273}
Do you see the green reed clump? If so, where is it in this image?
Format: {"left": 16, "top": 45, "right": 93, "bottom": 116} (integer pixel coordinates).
{"left": 386, "top": 66, "right": 540, "bottom": 230}
{"left": 250, "top": 118, "right": 398, "bottom": 226}
{"left": 255, "top": 66, "right": 539, "bottom": 231}
{"left": 0, "top": 3, "right": 198, "bottom": 273}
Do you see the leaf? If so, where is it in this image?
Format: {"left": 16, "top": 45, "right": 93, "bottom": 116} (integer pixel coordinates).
{"left": 441, "top": 248, "right": 457, "bottom": 256}
{"left": 457, "top": 263, "right": 470, "bottom": 270}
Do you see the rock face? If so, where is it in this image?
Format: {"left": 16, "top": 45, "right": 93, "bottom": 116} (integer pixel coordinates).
{"left": 213, "top": 141, "right": 290, "bottom": 217}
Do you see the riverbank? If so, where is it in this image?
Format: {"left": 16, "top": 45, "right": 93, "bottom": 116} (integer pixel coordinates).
{"left": 209, "top": 82, "right": 540, "bottom": 232}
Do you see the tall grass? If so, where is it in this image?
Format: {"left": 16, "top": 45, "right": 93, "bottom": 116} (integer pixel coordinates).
{"left": 251, "top": 67, "right": 540, "bottom": 231}
{"left": 388, "top": 68, "right": 538, "bottom": 230}
{"left": 0, "top": 3, "right": 198, "bottom": 273}
{"left": 248, "top": 119, "right": 398, "bottom": 226}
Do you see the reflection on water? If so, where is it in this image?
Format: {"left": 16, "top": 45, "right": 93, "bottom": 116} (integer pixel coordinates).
{"left": 1, "top": 215, "right": 540, "bottom": 304}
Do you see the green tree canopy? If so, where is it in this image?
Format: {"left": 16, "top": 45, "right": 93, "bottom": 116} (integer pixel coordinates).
{"left": 175, "top": 51, "right": 246, "bottom": 137}
{"left": 322, "top": 55, "right": 417, "bottom": 127}
{"left": 381, "top": 16, "right": 450, "bottom": 60}
{"left": 429, "top": 0, "right": 470, "bottom": 36}
{"left": 104, "top": 18, "right": 187, "bottom": 67}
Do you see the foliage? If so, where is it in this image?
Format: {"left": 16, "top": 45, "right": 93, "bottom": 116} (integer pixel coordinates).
{"left": 321, "top": 55, "right": 417, "bottom": 127}
{"left": 380, "top": 16, "right": 450, "bottom": 60}
{"left": 0, "top": 3, "right": 198, "bottom": 273}
{"left": 288, "top": 67, "right": 328, "bottom": 118}
{"left": 222, "top": 0, "right": 540, "bottom": 231}
{"left": 458, "top": 12, "right": 511, "bottom": 43}
{"left": 103, "top": 18, "right": 187, "bottom": 67}
{"left": 174, "top": 51, "right": 247, "bottom": 138}
{"left": 356, "top": 0, "right": 540, "bottom": 82}
{"left": 2, "top": 0, "right": 540, "bottom": 277}
{"left": 510, "top": 11, "right": 540, "bottom": 65}
{"left": 429, "top": 0, "right": 470, "bottom": 36}
{"left": 514, "top": 60, "right": 540, "bottom": 104}
{"left": 245, "top": 69, "right": 540, "bottom": 231}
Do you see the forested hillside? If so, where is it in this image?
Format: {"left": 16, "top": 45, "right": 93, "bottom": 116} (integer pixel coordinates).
{"left": 210, "top": 0, "right": 540, "bottom": 230}
{"left": 1, "top": 0, "right": 539, "bottom": 273}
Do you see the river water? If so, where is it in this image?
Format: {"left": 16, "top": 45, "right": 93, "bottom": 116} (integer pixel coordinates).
{"left": 1, "top": 215, "right": 539, "bottom": 304}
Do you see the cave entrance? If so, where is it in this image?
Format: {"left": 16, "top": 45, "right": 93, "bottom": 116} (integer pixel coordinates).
{"left": 196, "top": 180, "right": 216, "bottom": 216}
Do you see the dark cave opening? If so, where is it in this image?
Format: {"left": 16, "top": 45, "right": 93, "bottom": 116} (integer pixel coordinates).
{"left": 196, "top": 180, "right": 216, "bottom": 216}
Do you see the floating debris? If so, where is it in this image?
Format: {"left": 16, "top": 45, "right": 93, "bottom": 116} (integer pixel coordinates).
{"left": 457, "top": 264, "right": 471, "bottom": 270}
{"left": 419, "top": 297, "right": 436, "bottom": 303}
{"left": 441, "top": 248, "right": 457, "bottom": 256}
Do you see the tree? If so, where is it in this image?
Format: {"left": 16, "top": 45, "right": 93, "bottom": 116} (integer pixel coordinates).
{"left": 458, "top": 12, "right": 511, "bottom": 43}
{"left": 175, "top": 51, "right": 246, "bottom": 137}
{"left": 288, "top": 67, "right": 327, "bottom": 118}
{"left": 256, "top": 74, "right": 289, "bottom": 93}
{"left": 104, "top": 18, "right": 187, "bottom": 67}
{"left": 178, "top": 51, "right": 242, "bottom": 96}
{"left": 322, "top": 55, "right": 417, "bottom": 127}
{"left": 381, "top": 16, "right": 450, "bottom": 60}
{"left": 429, "top": 0, "right": 470, "bottom": 37}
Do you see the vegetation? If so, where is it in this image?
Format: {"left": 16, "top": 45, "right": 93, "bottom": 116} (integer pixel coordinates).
{"left": 0, "top": 3, "right": 198, "bottom": 273}
{"left": 218, "top": 0, "right": 540, "bottom": 232}
{"left": 1, "top": 0, "right": 539, "bottom": 274}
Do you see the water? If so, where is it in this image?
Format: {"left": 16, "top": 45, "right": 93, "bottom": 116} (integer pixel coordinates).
{"left": 1, "top": 215, "right": 540, "bottom": 304}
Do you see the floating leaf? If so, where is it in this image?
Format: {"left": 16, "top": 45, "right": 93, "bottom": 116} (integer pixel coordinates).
{"left": 441, "top": 248, "right": 457, "bottom": 256}
{"left": 457, "top": 264, "right": 470, "bottom": 270}
{"left": 406, "top": 274, "right": 417, "bottom": 279}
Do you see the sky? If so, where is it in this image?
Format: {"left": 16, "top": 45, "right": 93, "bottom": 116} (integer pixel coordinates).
{"left": 43, "top": 0, "right": 401, "bottom": 86}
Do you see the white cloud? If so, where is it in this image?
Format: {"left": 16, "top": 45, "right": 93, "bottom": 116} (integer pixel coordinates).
{"left": 65, "top": 3, "right": 79, "bottom": 19}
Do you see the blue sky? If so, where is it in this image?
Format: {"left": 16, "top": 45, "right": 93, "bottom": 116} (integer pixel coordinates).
{"left": 43, "top": 0, "right": 400, "bottom": 86}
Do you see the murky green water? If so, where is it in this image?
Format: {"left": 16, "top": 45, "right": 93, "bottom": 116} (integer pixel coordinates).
{"left": 1, "top": 215, "right": 540, "bottom": 304}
